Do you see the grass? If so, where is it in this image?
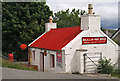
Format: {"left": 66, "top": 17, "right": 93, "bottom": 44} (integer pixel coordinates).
{"left": 2, "top": 58, "right": 38, "bottom": 71}
{"left": 111, "top": 69, "right": 120, "bottom": 78}
{"left": 112, "top": 75, "right": 120, "bottom": 78}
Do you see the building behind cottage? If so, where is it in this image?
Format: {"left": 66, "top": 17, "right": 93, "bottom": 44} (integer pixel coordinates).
{"left": 28, "top": 4, "right": 120, "bottom": 73}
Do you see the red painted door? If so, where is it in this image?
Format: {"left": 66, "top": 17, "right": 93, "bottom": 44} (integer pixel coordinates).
{"left": 40, "top": 53, "right": 44, "bottom": 72}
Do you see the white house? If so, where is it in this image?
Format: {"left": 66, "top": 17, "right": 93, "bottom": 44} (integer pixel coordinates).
{"left": 28, "top": 4, "right": 120, "bottom": 73}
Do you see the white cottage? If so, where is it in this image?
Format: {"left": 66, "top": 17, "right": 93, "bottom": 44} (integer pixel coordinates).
{"left": 28, "top": 4, "right": 120, "bottom": 73}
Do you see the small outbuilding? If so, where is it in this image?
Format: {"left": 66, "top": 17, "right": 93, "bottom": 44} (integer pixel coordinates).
{"left": 28, "top": 4, "right": 120, "bottom": 73}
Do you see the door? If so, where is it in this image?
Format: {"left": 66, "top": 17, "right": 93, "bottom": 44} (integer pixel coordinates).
{"left": 40, "top": 52, "right": 44, "bottom": 72}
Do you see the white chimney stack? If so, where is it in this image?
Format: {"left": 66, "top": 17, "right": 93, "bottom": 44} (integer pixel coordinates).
{"left": 45, "top": 16, "right": 57, "bottom": 32}
{"left": 81, "top": 4, "right": 100, "bottom": 31}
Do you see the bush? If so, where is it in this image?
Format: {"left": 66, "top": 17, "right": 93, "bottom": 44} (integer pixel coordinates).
{"left": 97, "top": 57, "right": 116, "bottom": 74}
{"left": 97, "top": 57, "right": 120, "bottom": 78}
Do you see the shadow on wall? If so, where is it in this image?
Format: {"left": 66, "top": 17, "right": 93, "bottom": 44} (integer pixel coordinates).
{"left": 70, "top": 50, "right": 80, "bottom": 73}
{"left": 70, "top": 51, "right": 76, "bottom": 73}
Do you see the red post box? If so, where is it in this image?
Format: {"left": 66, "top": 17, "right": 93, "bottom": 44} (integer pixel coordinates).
{"left": 8, "top": 54, "right": 13, "bottom": 62}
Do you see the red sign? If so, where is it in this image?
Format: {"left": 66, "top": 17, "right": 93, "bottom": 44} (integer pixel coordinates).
{"left": 56, "top": 53, "right": 62, "bottom": 63}
{"left": 82, "top": 37, "right": 107, "bottom": 44}
{"left": 20, "top": 44, "right": 27, "bottom": 49}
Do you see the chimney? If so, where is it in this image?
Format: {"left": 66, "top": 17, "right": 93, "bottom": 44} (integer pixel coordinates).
{"left": 45, "top": 16, "right": 57, "bottom": 32}
{"left": 81, "top": 4, "right": 100, "bottom": 31}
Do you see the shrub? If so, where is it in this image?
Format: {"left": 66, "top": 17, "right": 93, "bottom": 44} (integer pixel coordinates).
{"left": 97, "top": 57, "right": 116, "bottom": 74}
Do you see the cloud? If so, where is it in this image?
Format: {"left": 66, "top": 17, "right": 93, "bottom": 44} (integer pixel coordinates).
{"left": 47, "top": 0, "right": 119, "bottom": 2}
{"left": 46, "top": 1, "right": 119, "bottom": 29}
{"left": 94, "top": 2, "right": 118, "bottom": 20}
{"left": 46, "top": 2, "right": 118, "bottom": 19}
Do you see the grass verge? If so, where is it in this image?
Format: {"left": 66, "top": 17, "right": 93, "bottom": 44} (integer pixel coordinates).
{"left": 2, "top": 58, "right": 37, "bottom": 71}
{"left": 112, "top": 69, "right": 120, "bottom": 78}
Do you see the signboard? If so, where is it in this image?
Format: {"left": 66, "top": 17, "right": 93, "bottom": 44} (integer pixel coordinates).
{"left": 56, "top": 53, "right": 62, "bottom": 63}
{"left": 20, "top": 44, "right": 27, "bottom": 49}
{"left": 82, "top": 37, "right": 107, "bottom": 45}
{"left": 56, "top": 52, "right": 62, "bottom": 68}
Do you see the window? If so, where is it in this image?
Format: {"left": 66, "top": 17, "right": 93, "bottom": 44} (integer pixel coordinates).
{"left": 33, "top": 51, "right": 35, "bottom": 61}
{"left": 50, "top": 54, "right": 55, "bottom": 68}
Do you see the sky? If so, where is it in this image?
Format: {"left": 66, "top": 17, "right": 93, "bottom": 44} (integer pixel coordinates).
{"left": 46, "top": 0, "right": 120, "bottom": 29}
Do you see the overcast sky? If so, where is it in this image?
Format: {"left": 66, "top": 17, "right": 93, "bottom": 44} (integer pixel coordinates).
{"left": 46, "top": 0, "right": 120, "bottom": 29}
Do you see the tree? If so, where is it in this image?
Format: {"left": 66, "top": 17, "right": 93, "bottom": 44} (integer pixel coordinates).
{"left": 53, "top": 8, "right": 87, "bottom": 28}
{"left": 2, "top": 2, "right": 53, "bottom": 61}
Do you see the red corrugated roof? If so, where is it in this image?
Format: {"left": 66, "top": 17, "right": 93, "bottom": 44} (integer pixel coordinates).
{"left": 29, "top": 26, "right": 82, "bottom": 50}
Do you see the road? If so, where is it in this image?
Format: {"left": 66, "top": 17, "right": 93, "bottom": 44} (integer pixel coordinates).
{"left": 2, "top": 67, "right": 119, "bottom": 80}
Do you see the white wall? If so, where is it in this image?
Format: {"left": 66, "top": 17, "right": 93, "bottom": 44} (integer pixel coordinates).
{"left": 30, "top": 48, "right": 40, "bottom": 70}
{"left": 30, "top": 48, "right": 39, "bottom": 66}
{"left": 62, "top": 29, "right": 119, "bottom": 73}
{"left": 29, "top": 48, "right": 64, "bottom": 72}
{"left": 45, "top": 50, "right": 64, "bottom": 72}
{"left": 30, "top": 29, "right": 119, "bottom": 73}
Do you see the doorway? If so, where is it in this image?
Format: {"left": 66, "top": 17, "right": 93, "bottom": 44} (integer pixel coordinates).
{"left": 83, "top": 52, "right": 102, "bottom": 73}
{"left": 40, "top": 52, "right": 44, "bottom": 72}
{"left": 50, "top": 54, "right": 55, "bottom": 68}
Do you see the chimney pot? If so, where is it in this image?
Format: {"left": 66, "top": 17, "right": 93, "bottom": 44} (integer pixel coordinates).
{"left": 88, "top": 4, "right": 93, "bottom": 14}
{"left": 49, "top": 16, "right": 53, "bottom": 23}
